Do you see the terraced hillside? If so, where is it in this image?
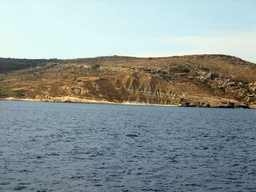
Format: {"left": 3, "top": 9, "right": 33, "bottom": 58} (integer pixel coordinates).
{"left": 1, "top": 55, "right": 256, "bottom": 108}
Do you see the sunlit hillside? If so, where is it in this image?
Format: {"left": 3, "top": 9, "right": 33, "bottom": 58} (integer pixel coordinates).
{"left": 1, "top": 54, "right": 256, "bottom": 108}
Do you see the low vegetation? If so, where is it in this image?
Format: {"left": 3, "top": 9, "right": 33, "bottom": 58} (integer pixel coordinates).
{"left": 0, "top": 87, "right": 25, "bottom": 97}
{"left": 200, "top": 67, "right": 210, "bottom": 72}
{"left": 91, "top": 64, "right": 101, "bottom": 69}
{"left": 170, "top": 65, "right": 190, "bottom": 73}
{"left": 192, "top": 72, "right": 199, "bottom": 77}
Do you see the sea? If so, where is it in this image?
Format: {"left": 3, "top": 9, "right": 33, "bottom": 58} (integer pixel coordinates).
{"left": 1, "top": 100, "right": 256, "bottom": 192}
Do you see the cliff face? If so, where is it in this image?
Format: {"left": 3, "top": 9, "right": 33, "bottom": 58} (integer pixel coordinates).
{"left": 0, "top": 55, "right": 256, "bottom": 108}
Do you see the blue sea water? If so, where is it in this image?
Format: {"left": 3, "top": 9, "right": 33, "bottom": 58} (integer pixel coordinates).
{"left": 0, "top": 100, "right": 256, "bottom": 191}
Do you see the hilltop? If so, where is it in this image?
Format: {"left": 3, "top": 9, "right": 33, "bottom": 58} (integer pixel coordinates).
{"left": 1, "top": 54, "right": 256, "bottom": 108}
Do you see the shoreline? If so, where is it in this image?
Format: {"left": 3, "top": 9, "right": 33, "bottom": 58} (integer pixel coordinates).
{"left": 1, "top": 97, "right": 254, "bottom": 109}
{"left": 0, "top": 97, "right": 178, "bottom": 107}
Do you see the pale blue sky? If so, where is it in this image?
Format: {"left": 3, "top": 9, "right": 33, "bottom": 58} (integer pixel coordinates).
{"left": 0, "top": 0, "right": 255, "bottom": 62}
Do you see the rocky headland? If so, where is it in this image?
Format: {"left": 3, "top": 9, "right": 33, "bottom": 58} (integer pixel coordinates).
{"left": 1, "top": 54, "right": 256, "bottom": 108}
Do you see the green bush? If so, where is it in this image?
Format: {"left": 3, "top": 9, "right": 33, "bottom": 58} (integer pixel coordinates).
{"left": 91, "top": 64, "right": 101, "bottom": 69}
{"left": 160, "top": 74, "right": 170, "bottom": 79}
{"left": 0, "top": 87, "right": 24, "bottom": 97}
{"left": 17, "top": 92, "right": 25, "bottom": 97}
{"left": 0, "top": 87, "right": 14, "bottom": 95}
{"left": 200, "top": 67, "right": 210, "bottom": 72}
{"left": 170, "top": 66, "right": 190, "bottom": 73}
{"left": 192, "top": 72, "right": 199, "bottom": 76}
{"left": 179, "top": 73, "right": 189, "bottom": 77}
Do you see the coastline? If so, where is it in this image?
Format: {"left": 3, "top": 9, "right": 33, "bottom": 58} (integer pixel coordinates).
{"left": 1, "top": 96, "right": 255, "bottom": 109}
{"left": 0, "top": 97, "right": 178, "bottom": 107}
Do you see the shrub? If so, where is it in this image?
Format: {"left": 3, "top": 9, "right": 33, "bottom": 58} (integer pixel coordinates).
{"left": 179, "top": 73, "right": 189, "bottom": 77}
{"left": 170, "top": 65, "right": 190, "bottom": 73}
{"left": 0, "top": 87, "right": 25, "bottom": 97}
{"left": 0, "top": 87, "right": 14, "bottom": 95}
{"left": 91, "top": 64, "right": 101, "bottom": 69}
{"left": 192, "top": 72, "right": 199, "bottom": 77}
{"left": 160, "top": 74, "right": 170, "bottom": 79}
{"left": 200, "top": 67, "right": 210, "bottom": 72}
{"left": 17, "top": 92, "right": 25, "bottom": 97}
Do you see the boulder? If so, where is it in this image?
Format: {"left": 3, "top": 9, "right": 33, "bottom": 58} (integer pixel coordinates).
{"left": 201, "top": 103, "right": 210, "bottom": 107}
{"left": 234, "top": 102, "right": 249, "bottom": 108}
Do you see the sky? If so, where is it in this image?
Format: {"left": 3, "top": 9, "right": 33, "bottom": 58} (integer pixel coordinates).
{"left": 0, "top": 0, "right": 255, "bottom": 63}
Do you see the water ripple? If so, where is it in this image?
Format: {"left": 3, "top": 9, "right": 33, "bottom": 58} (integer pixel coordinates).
{"left": 1, "top": 101, "right": 256, "bottom": 191}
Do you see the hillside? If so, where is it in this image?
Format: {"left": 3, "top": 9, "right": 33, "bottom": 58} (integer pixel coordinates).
{"left": 1, "top": 55, "right": 256, "bottom": 108}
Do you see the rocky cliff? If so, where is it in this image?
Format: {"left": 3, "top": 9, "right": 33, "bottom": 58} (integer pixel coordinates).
{"left": 1, "top": 55, "right": 256, "bottom": 108}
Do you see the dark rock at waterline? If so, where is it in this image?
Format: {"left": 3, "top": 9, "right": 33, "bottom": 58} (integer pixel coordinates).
{"left": 178, "top": 98, "right": 249, "bottom": 108}
{"left": 14, "top": 186, "right": 27, "bottom": 190}
{"left": 126, "top": 134, "right": 138, "bottom": 138}
{"left": 234, "top": 102, "right": 249, "bottom": 108}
